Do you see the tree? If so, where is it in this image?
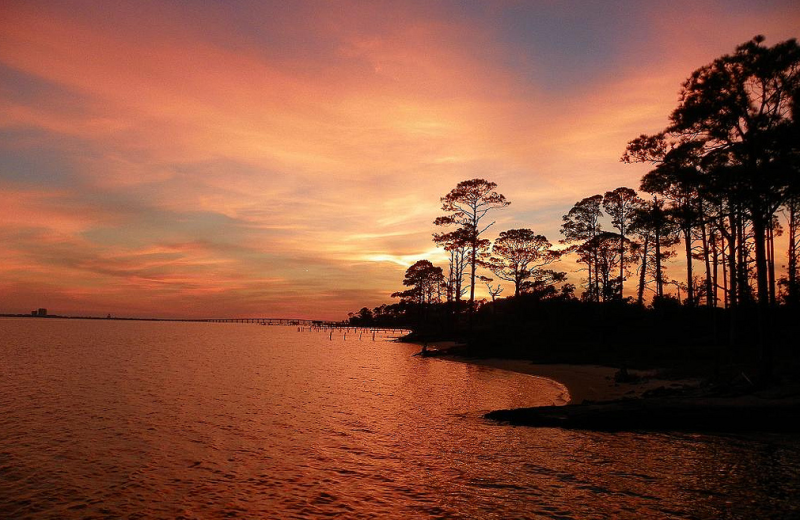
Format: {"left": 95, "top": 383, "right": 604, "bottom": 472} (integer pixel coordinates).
{"left": 624, "top": 36, "right": 800, "bottom": 377}
{"left": 575, "top": 231, "right": 637, "bottom": 302}
{"left": 665, "top": 36, "right": 799, "bottom": 307}
{"left": 434, "top": 179, "right": 509, "bottom": 311}
{"left": 433, "top": 227, "right": 471, "bottom": 305}
{"left": 487, "top": 228, "right": 562, "bottom": 297}
{"left": 479, "top": 275, "right": 504, "bottom": 302}
{"left": 779, "top": 196, "right": 800, "bottom": 304}
{"left": 561, "top": 195, "right": 603, "bottom": 301}
{"left": 603, "top": 187, "right": 645, "bottom": 299}
{"left": 699, "top": 160, "right": 752, "bottom": 309}
{"left": 639, "top": 145, "right": 704, "bottom": 306}
{"left": 630, "top": 198, "right": 679, "bottom": 301}
{"left": 357, "top": 307, "right": 373, "bottom": 322}
{"left": 394, "top": 260, "right": 445, "bottom": 306}
{"left": 521, "top": 271, "right": 572, "bottom": 300}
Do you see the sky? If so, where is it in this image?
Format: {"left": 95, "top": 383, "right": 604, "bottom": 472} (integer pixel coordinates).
{"left": 1, "top": 1, "right": 799, "bottom": 320}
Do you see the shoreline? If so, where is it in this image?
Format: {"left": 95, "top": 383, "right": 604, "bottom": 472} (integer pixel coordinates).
{"left": 415, "top": 341, "right": 697, "bottom": 405}
{"left": 414, "top": 342, "right": 800, "bottom": 432}
{"left": 439, "top": 355, "right": 698, "bottom": 405}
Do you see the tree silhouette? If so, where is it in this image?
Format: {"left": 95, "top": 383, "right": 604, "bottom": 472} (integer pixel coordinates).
{"left": 393, "top": 260, "right": 445, "bottom": 307}
{"left": 780, "top": 196, "right": 800, "bottom": 304}
{"left": 628, "top": 36, "right": 800, "bottom": 309}
{"left": 639, "top": 144, "right": 704, "bottom": 306}
{"left": 561, "top": 195, "right": 603, "bottom": 301}
{"left": 391, "top": 260, "right": 444, "bottom": 325}
{"left": 487, "top": 228, "right": 562, "bottom": 297}
{"left": 623, "top": 36, "right": 800, "bottom": 376}
{"left": 630, "top": 198, "right": 679, "bottom": 300}
{"left": 433, "top": 227, "right": 471, "bottom": 305}
{"left": 479, "top": 275, "right": 504, "bottom": 302}
{"left": 576, "top": 231, "right": 637, "bottom": 302}
{"left": 698, "top": 159, "right": 751, "bottom": 309}
{"left": 434, "top": 179, "right": 509, "bottom": 312}
{"left": 603, "top": 187, "right": 645, "bottom": 299}
{"left": 356, "top": 307, "right": 373, "bottom": 322}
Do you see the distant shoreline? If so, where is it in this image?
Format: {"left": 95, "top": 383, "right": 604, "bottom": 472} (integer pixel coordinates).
{"left": 0, "top": 314, "right": 349, "bottom": 326}
{"left": 0, "top": 313, "right": 215, "bottom": 322}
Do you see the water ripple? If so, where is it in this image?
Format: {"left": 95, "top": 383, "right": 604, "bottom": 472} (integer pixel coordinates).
{"left": 1, "top": 319, "right": 799, "bottom": 519}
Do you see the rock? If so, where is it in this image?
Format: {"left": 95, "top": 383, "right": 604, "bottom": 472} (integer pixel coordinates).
{"left": 485, "top": 398, "right": 800, "bottom": 433}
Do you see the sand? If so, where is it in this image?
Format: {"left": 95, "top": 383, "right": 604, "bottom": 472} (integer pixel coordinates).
{"left": 443, "top": 356, "right": 701, "bottom": 404}
{"left": 415, "top": 342, "right": 800, "bottom": 432}
{"left": 413, "top": 342, "right": 697, "bottom": 405}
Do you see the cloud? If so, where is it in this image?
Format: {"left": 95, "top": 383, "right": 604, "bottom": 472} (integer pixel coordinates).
{"left": 1, "top": 1, "right": 797, "bottom": 317}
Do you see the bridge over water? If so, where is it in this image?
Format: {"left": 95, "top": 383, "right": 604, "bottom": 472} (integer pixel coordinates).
{"left": 200, "top": 318, "right": 408, "bottom": 336}
{"left": 203, "top": 318, "right": 330, "bottom": 326}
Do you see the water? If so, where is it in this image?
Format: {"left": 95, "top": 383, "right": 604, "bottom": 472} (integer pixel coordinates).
{"left": 1, "top": 318, "right": 798, "bottom": 519}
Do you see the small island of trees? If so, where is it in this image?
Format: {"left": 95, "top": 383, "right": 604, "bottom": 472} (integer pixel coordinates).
{"left": 348, "top": 36, "right": 799, "bottom": 383}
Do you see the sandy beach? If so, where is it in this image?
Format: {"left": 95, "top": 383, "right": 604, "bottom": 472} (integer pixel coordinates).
{"left": 444, "top": 356, "right": 699, "bottom": 404}
{"left": 417, "top": 342, "right": 800, "bottom": 433}
{"left": 417, "top": 341, "right": 697, "bottom": 405}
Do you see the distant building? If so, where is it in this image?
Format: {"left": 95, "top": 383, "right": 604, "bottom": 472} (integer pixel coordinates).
{"left": 31, "top": 310, "right": 37, "bottom": 316}
{"left": 36, "top": 308, "right": 47, "bottom": 316}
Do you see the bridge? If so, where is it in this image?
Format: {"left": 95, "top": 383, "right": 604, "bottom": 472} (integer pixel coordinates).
{"left": 202, "top": 317, "right": 326, "bottom": 326}
{"left": 200, "top": 318, "right": 408, "bottom": 336}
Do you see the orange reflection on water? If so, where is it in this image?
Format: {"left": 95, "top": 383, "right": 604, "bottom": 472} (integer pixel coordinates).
{"left": 0, "top": 319, "right": 798, "bottom": 518}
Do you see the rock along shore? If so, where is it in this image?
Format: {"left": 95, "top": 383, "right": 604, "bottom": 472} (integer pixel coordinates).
{"left": 485, "top": 397, "right": 800, "bottom": 433}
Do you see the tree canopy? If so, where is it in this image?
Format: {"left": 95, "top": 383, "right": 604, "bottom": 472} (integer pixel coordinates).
{"left": 434, "top": 179, "right": 509, "bottom": 309}
{"left": 487, "top": 228, "right": 562, "bottom": 297}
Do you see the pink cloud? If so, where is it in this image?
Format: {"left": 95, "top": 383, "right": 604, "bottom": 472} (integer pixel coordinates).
{"left": 1, "top": 1, "right": 797, "bottom": 317}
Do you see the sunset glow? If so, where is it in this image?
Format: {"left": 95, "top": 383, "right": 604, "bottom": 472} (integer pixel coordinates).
{"left": 2, "top": 1, "right": 798, "bottom": 319}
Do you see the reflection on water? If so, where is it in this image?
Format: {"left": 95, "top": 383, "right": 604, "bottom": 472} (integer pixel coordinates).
{"left": 1, "top": 318, "right": 798, "bottom": 519}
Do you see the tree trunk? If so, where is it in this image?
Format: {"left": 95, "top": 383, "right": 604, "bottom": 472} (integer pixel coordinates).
{"left": 721, "top": 241, "right": 728, "bottom": 309}
{"left": 637, "top": 236, "right": 649, "bottom": 305}
{"left": 726, "top": 210, "right": 738, "bottom": 347}
{"left": 619, "top": 234, "right": 625, "bottom": 299}
{"left": 469, "top": 240, "right": 477, "bottom": 306}
{"left": 752, "top": 216, "right": 773, "bottom": 380}
{"left": 736, "top": 211, "right": 749, "bottom": 305}
{"left": 790, "top": 201, "right": 798, "bottom": 302}
{"left": 593, "top": 250, "right": 600, "bottom": 302}
{"left": 752, "top": 217, "right": 769, "bottom": 307}
{"left": 456, "top": 251, "right": 463, "bottom": 307}
{"left": 767, "top": 223, "right": 776, "bottom": 306}
{"left": 655, "top": 226, "right": 663, "bottom": 298}
{"left": 684, "top": 227, "right": 694, "bottom": 306}
{"left": 727, "top": 212, "right": 738, "bottom": 309}
{"left": 701, "top": 216, "right": 713, "bottom": 307}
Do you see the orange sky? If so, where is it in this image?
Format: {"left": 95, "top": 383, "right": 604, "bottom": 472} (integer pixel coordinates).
{"left": 1, "top": 1, "right": 799, "bottom": 319}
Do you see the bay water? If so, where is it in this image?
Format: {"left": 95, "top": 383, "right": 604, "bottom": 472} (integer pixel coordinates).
{"left": 1, "top": 318, "right": 798, "bottom": 519}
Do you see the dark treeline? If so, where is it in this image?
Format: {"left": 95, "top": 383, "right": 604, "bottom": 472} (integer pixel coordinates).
{"left": 348, "top": 36, "right": 800, "bottom": 381}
